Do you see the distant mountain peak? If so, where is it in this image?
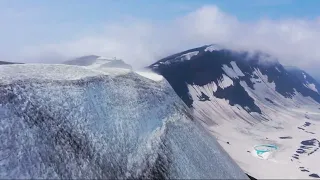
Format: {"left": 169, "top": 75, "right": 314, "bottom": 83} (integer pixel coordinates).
{"left": 150, "top": 44, "right": 320, "bottom": 113}
{"left": 148, "top": 44, "right": 320, "bottom": 179}
{"left": 63, "top": 55, "right": 132, "bottom": 70}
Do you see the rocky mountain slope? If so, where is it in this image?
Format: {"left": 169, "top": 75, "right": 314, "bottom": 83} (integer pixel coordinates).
{"left": 149, "top": 44, "right": 320, "bottom": 179}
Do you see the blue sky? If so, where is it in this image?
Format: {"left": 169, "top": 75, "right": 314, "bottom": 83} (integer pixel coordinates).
{"left": 2, "top": 0, "right": 320, "bottom": 43}
{"left": 1, "top": 0, "right": 320, "bottom": 78}
{"left": 3, "top": 0, "right": 320, "bottom": 23}
{"left": 3, "top": 0, "right": 320, "bottom": 22}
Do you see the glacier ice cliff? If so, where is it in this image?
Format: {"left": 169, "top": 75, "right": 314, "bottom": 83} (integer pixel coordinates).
{"left": 0, "top": 64, "right": 248, "bottom": 179}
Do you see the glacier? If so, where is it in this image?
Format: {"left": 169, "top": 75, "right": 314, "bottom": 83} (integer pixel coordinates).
{"left": 0, "top": 64, "right": 248, "bottom": 179}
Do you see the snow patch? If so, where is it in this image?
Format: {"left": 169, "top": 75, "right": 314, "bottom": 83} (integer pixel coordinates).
{"left": 204, "top": 45, "right": 222, "bottom": 52}
{"left": 159, "top": 61, "right": 172, "bottom": 65}
{"left": 177, "top": 51, "right": 199, "bottom": 61}
{"left": 304, "top": 83, "right": 318, "bottom": 93}
{"left": 186, "top": 82, "right": 244, "bottom": 125}
{"left": 230, "top": 61, "right": 245, "bottom": 77}
{"left": 154, "top": 51, "right": 200, "bottom": 66}
{"left": 218, "top": 74, "right": 233, "bottom": 89}
{"left": 303, "top": 72, "right": 307, "bottom": 79}
{"left": 222, "top": 64, "right": 239, "bottom": 79}
{"left": 188, "top": 81, "right": 218, "bottom": 97}
{"left": 252, "top": 68, "right": 274, "bottom": 86}
{"left": 222, "top": 61, "right": 246, "bottom": 79}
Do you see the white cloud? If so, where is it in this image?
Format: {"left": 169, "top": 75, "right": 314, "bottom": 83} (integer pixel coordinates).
{"left": 12, "top": 5, "right": 320, "bottom": 78}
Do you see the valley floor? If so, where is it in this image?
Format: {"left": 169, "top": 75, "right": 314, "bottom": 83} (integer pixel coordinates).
{"left": 210, "top": 106, "right": 320, "bottom": 179}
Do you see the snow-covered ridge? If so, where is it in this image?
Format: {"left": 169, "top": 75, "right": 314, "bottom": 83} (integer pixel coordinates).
{"left": 0, "top": 64, "right": 166, "bottom": 85}
{"left": 0, "top": 64, "right": 105, "bottom": 84}
{"left": 0, "top": 63, "right": 248, "bottom": 179}
{"left": 0, "top": 64, "right": 137, "bottom": 85}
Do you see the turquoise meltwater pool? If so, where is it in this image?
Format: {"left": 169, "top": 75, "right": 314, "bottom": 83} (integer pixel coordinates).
{"left": 254, "top": 144, "right": 278, "bottom": 155}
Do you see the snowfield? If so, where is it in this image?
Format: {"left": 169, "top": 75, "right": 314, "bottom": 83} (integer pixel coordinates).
{"left": 213, "top": 112, "right": 320, "bottom": 179}
{"left": 150, "top": 45, "right": 320, "bottom": 179}
{"left": 0, "top": 64, "right": 248, "bottom": 179}
{"left": 187, "top": 72, "right": 320, "bottom": 179}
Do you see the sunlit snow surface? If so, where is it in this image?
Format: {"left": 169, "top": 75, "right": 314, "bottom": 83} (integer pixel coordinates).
{"left": 150, "top": 46, "right": 320, "bottom": 179}
{"left": 0, "top": 64, "right": 248, "bottom": 179}
{"left": 187, "top": 67, "right": 320, "bottom": 179}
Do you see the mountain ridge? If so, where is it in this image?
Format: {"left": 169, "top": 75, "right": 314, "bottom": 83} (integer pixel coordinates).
{"left": 0, "top": 63, "right": 248, "bottom": 179}
{"left": 150, "top": 44, "right": 320, "bottom": 109}
{"left": 149, "top": 44, "right": 320, "bottom": 179}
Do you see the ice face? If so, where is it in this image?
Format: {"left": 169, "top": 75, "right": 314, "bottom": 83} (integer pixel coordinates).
{"left": 0, "top": 64, "right": 247, "bottom": 179}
